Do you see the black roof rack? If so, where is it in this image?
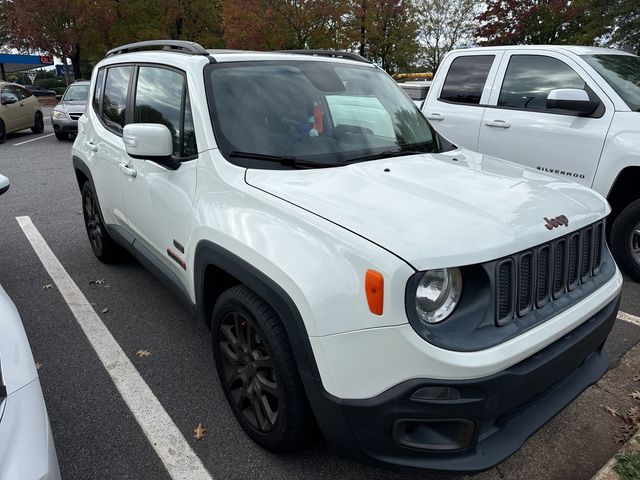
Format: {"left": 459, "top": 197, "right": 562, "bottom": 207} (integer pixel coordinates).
{"left": 106, "top": 40, "right": 209, "bottom": 58}
{"left": 276, "top": 49, "right": 370, "bottom": 64}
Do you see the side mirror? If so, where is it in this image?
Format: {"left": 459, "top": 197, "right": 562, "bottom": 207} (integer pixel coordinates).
{"left": 1, "top": 97, "right": 16, "bottom": 105}
{"left": 0, "top": 174, "right": 10, "bottom": 196}
{"left": 122, "top": 123, "right": 178, "bottom": 169}
{"left": 546, "top": 89, "right": 599, "bottom": 116}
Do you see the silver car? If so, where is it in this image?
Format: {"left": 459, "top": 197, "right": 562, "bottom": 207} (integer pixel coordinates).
{"left": 0, "top": 175, "right": 61, "bottom": 479}
{"left": 52, "top": 80, "right": 90, "bottom": 140}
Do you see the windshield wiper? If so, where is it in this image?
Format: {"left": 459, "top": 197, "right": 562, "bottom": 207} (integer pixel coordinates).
{"left": 344, "top": 149, "right": 428, "bottom": 164}
{"left": 229, "top": 151, "right": 338, "bottom": 169}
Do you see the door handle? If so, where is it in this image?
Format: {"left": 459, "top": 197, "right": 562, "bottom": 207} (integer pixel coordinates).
{"left": 119, "top": 162, "right": 137, "bottom": 178}
{"left": 485, "top": 120, "right": 511, "bottom": 129}
{"left": 85, "top": 141, "right": 98, "bottom": 152}
{"left": 425, "top": 113, "right": 444, "bottom": 121}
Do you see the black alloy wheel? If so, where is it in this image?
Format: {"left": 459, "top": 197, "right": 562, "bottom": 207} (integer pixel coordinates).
{"left": 32, "top": 111, "right": 44, "bottom": 133}
{"left": 81, "top": 182, "right": 122, "bottom": 262}
{"left": 0, "top": 120, "right": 6, "bottom": 144}
{"left": 212, "top": 285, "right": 313, "bottom": 451}
{"left": 218, "top": 310, "right": 279, "bottom": 432}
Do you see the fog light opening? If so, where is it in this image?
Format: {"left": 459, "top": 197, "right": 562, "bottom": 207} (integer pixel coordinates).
{"left": 393, "top": 418, "right": 474, "bottom": 451}
{"left": 411, "top": 386, "right": 460, "bottom": 401}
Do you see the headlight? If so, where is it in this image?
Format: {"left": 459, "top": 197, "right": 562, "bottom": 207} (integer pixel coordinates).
{"left": 52, "top": 110, "right": 67, "bottom": 119}
{"left": 415, "top": 268, "right": 462, "bottom": 324}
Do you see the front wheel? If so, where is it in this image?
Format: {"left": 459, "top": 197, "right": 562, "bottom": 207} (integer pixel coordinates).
{"left": 611, "top": 199, "right": 640, "bottom": 281}
{"left": 31, "top": 111, "right": 44, "bottom": 134}
{"left": 55, "top": 131, "right": 69, "bottom": 141}
{"left": 211, "top": 285, "right": 313, "bottom": 452}
{"left": 0, "top": 120, "right": 5, "bottom": 144}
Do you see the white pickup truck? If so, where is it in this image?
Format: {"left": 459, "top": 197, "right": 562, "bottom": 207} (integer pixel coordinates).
{"left": 422, "top": 45, "right": 640, "bottom": 280}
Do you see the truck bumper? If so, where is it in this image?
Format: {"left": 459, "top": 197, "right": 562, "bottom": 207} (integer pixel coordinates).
{"left": 303, "top": 293, "right": 620, "bottom": 473}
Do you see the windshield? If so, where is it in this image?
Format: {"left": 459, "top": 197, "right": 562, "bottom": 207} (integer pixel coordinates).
{"left": 582, "top": 54, "right": 640, "bottom": 111}
{"left": 206, "top": 60, "right": 439, "bottom": 168}
{"left": 63, "top": 84, "right": 89, "bottom": 102}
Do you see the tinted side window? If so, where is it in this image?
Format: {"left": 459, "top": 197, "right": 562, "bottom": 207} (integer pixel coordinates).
{"left": 93, "top": 68, "right": 105, "bottom": 113}
{"left": 13, "top": 86, "right": 31, "bottom": 100}
{"left": 134, "top": 66, "right": 197, "bottom": 158}
{"left": 498, "top": 55, "right": 594, "bottom": 111}
{"left": 102, "top": 66, "right": 131, "bottom": 134}
{"left": 1, "top": 86, "right": 18, "bottom": 103}
{"left": 440, "top": 55, "right": 494, "bottom": 105}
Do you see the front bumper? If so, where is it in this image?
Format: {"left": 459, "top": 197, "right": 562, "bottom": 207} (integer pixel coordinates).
{"left": 0, "top": 379, "right": 61, "bottom": 479}
{"left": 51, "top": 116, "right": 78, "bottom": 134}
{"left": 304, "top": 293, "right": 620, "bottom": 473}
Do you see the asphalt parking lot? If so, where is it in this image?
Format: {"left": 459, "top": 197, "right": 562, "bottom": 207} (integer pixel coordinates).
{"left": 1, "top": 109, "right": 640, "bottom": 480}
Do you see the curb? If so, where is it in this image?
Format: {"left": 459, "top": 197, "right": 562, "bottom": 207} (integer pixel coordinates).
{"left": 591, "top": 430, "right": 640, "bottom": 480}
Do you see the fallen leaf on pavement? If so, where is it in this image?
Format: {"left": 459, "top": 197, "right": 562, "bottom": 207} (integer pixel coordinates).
{"left": 136, "top": 349, "right": 152, "bottom": 358}
{"left": 102, "top": 307, "right": 109, "bottom": 314}
{"left": 42, "top": 284, "right": 53, "bottom": 289}
{"left": 35, "top": 362, "right": 43, "bottom": 370}
{"left": 603, "top": 405, "right": 622, "bottom": 417}
{"left": 193, "top": 423, "right": 206, "bottom": 440}
{"left": 89, "top": 279, "right": 106, "bottom": 285}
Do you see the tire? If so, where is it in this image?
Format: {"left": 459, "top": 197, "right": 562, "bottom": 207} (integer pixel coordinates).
{"left": 211, "top": 285, "right": 313, "bottom": 452}
{"left": 81, "top": 181, "right": 124, "bottom": 263}
{"left": 31, "top": 111, "right": 44, "bottom": 134}
{"left": 611, "top": 199, "right": 640, "bottom": 281}
{"left": 55, "top": 131, "right": 69, "bottom": 141}
{"left": 0, "top": 120, "right": 5, "bottom": 144}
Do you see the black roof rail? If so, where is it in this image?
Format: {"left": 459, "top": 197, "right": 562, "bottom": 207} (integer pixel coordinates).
{"left": 106, "top": 40, "right": 210, "bottom": 58}
{"left": 276, "top": 49, "right": 370, "bottom": 64}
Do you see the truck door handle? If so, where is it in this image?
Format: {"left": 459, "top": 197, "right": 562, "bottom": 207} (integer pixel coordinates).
{"left": 119, "top": 163, "right": 137, "bottom": 178}
{"left": 85, "top": 141, "right": 98, "bottom": 152}
{"left": 485, "top": 120, "right": 511, "bottom": 129}
{"left": 425, "top": 113, "right": 444, "bottom": 121}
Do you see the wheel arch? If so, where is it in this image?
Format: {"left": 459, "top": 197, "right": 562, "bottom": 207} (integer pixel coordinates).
{"left": 194, "top": 240, "right": 320, "bottom": 380}
{"left": 72, "top": 155, "right": 92, "bottom": 193}
{"left": 606, "top": 166, "right": 640, "bottom": 230}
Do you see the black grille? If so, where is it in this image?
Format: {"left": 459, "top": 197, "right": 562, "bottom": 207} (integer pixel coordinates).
{"left": 69, "top": 113, "right": 82, "bottom": 120}
{"left": 496, "top": 220, "right": 605, "bottom": 325}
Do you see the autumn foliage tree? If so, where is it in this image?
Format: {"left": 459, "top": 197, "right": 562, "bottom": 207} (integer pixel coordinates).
{"left": 476, "top": 0, "right": 588, "bottom": 46}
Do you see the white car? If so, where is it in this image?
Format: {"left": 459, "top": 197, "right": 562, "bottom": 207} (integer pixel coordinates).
{"left": 72, "top": 40, "right": 622, "bottom": 472}
{"left": 422, "top": 45, "right": 640, "bottom": 282}
{"left": 0, "top": 175, "right": 61, "bottom": 479}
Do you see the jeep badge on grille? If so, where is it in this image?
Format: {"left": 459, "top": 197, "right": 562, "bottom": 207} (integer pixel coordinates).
{"left": 544, "top": 215, "right": 569, "bottom": 230}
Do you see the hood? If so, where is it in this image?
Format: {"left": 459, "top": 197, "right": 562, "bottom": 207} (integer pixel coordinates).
{"left": 57, "top": 100, "right": 86, "bottom": 114}
{"left": 0, "top": 284, "right": 37, "bottom": 395}
{"left": 245, "top": 149, "right": 609, "bottom": 270}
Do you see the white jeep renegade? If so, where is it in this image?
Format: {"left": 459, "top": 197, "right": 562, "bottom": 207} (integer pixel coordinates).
{"left": 72, "top": 40, "right": 623, "bottom": 473}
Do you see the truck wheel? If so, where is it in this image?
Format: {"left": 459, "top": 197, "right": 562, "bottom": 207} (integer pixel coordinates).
{"left": 211, "top": 285, "right": 312, "bottom": 452}
{"left": 611, "top": 199, "right": 640, "bottom": 281}
{"left": 81, "top": 181, "right": 124, "bottom": 263}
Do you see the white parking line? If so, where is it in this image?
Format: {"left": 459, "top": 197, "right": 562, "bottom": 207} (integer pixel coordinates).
{"left": 16, "top": 216, "right": 214, "bottom": 480}
{"left": 618, "top": 311, "right": 640, "bottom": 327}
{"left": 13, "top": 133, "right": 55, "bottom": 146}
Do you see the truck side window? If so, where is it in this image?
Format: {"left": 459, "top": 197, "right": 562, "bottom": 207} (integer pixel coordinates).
{"left": 498, "top": 55, "right": 596, "bottom": 112}
{"left": 440, "top": 55, "right": 494, "bottom": 105}
{"left": 102, "top": 66, "right": 132, "bottom": 134}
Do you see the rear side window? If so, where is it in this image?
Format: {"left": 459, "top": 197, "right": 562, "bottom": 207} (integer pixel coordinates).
{"left": 440, "top": 55, "right": 494, "bottom": 105}
{"left": 102, "top": 66, "right": 132, "bottom": 134}
{"left": 498, "top": 55, "right": 595, "bottom": 111}
{"left": 133, "top": 66, "right": 197, "bottom": 158}
{"left": 93, "top": 68, "right": 105, "bottom": 113}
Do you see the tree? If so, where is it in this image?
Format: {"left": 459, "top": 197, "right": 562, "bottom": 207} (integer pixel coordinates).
{"left": 417, "top": 0, "right": 480, "bottom": 71}
{"left": 5, "top": 0, "right": 114, "bottom": 80}
{"left": 345, "top": 0, "right": 420, "bottom": 73}
{"left": 476, "top": 0, "right": 589, "bottom": 46}
{"left": 609, "top": 0, "right": 640, "bottom": 53}
{"left": 221, "top": 0, "right": 347, "bottom": 50}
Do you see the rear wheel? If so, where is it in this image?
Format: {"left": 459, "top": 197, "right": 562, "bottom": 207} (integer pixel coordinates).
{"left": 211, "top": 285, "right": 312, "bottom": 452}
{"left": 81, "top": 182, "right": 124, "bottom": 263}
{"left": 611, "top": 199, "right": 640, "bottom": 281}
{"left": 55, "top": 131, "right": 69, "bottom": 141}
{"left": 31, "top": 111, "right": 44, "bottom": 134}
{"left": 0, "top": 120, "right": 5, "bottom": 144}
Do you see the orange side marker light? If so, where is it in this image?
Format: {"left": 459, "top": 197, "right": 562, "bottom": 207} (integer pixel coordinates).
{"left": 365, "top": 269, "right": 384, "bottom": 316}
